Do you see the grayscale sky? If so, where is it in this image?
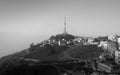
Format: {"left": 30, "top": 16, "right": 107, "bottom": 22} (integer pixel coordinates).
{"left": 0, "top": 0, "right": 120, "bottom": 57}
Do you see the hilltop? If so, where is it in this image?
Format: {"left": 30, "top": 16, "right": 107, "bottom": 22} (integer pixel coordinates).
{"left": 0, "top": 33, "right": 104, "bottom": 75}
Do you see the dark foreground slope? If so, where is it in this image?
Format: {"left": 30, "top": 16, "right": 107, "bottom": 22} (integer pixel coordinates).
{"left": 0, "top": 45, "right": 103, "bottom": 75}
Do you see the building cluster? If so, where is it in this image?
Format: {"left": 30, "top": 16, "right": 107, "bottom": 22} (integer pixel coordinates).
{"left": 95, "top": 34, "right": 120, "bottom": 74}
{"left": 29, "top": 34, "right": 120, "bottom": 51}
{"left": 98, "top": 35, "right": 120, "bottom": 61}
{"left": 30, "top": 36, "right": 98, "bottom": 49}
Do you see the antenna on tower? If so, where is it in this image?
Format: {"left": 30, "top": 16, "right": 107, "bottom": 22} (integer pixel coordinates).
{"left": 63, "top": 17, "right": 67, "bottom": 34}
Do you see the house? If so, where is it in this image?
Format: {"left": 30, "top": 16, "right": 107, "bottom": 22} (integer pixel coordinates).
{"left": 58, "top": 39, "right": 67, "bottom": 46}
{"left": 73, "top": 37, "right": 82, "bottom": 43}
{"left": 108, "top": 34, "right": 117, "bottom": 42}
{"left": 98, "top": 41, "right": 108, "bottom": 49}
{"left": 88, "top": 37, "right": 94, "bottom": 43}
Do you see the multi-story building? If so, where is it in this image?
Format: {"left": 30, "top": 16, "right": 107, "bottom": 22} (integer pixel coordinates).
{"left": 115, "top": 50, "right": 120, "bottom": 64}
{"left": 117, "top": 37, "right": 120, "bottom": 50}
{"left": 107, "top": 41, "right": 118, "bottom": 56}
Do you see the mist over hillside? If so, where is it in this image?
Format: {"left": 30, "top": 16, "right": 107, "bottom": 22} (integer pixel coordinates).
{"left": 0, "top": 32, "right": 50, "bottom": 57}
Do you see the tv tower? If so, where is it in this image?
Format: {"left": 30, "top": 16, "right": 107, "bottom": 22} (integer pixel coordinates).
{"left": 63, "top": 17, "right": 67, "bottom": 35}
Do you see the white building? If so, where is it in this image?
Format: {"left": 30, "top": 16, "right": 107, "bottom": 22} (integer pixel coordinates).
{"left": 88, "top": 37, "right": 94, "bottom": 43}
{"left": 73, "top": 37, "right": 82, "bottom": 43}
{"left": 108, "top": 34, "right": 117, "bottom": 42}
{"left": 117, "top": 37, "right": 120, "bottom": 50}
{"left": 58, "top": 39, "right": 66, "bottom": 46}
{"left": 98, "top": 41, "right": 108, "bottom": 49}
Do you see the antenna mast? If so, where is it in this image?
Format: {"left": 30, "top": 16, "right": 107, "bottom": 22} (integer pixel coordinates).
{"left": 64, "top": 17, "right": 67, "bottom": 34}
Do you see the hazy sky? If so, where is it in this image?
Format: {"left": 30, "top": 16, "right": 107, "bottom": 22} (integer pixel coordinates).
{"left": 0, "top": 0, "right": 120, "bottom": 57}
